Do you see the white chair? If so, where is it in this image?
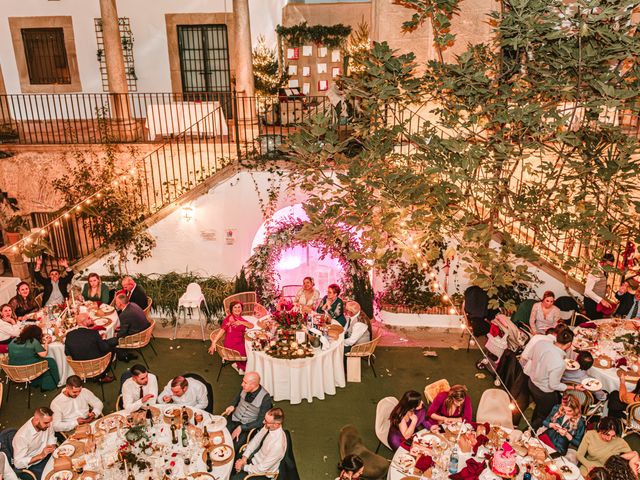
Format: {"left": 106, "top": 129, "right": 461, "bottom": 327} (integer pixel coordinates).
{"left": 476, "top": 389, "right": 514, "bottom": 429}
{"left": 374, "top": 396, "right": 398, "bottom": 453}
{"left": 176, "top": 282, "right": 210, "bottom": 341}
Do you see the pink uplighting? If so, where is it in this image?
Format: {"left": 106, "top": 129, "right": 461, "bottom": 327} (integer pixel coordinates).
{"left": 251, "top": 204, "right": 344, "bottom": 294}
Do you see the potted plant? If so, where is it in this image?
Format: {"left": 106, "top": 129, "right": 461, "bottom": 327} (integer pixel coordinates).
{"left": 3, "top": 214, "right": 29, "bottom": 245}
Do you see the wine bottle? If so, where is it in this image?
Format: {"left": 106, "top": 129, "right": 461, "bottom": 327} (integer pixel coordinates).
{"left": 206, "top": 450, "right": 213, "bottom": 472}
{"left": 181, "top": 406, "right": 189, "bottom": 426}
{"left": 181, "top": 425, "right": 188, "bottom": 447}
{"left": 170, "top": 418, "right": 178, "bottom": 445}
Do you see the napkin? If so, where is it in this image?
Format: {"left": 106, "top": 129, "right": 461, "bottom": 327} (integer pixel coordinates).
{"left": 579, "top": 322, "right": 597, "bottom": 329}
{"left": 450, "top": 458, "right": 486, "bottom": 480}
{"left": 416, "top": 454, "right": 434, "bottom": 472}
{"left": 320, "top": 336, "right": 330, "bottom": 350}
{"left": 399, "top": 441, "right": 411, "bottom": 451}
{"left": 489, "top": 324, "right": 504, "bottom": 338}
{"left": 616, "top": 358, "right": 628, "bottom": 367}
{"left": 472, "top": 435, "right": 489, "bottom": 455}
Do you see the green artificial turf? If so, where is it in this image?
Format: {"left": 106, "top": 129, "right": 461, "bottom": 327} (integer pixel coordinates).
{"left": 0, "top": 340, "right": 636, "bottom": 479}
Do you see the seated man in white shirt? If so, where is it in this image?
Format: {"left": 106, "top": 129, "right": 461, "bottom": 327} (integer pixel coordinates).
{"left": 232, "top": 407, "right": 287, "bottom": 480}
{"left": 12, "top": 407, "right": 57, "bottom": 479}
{"left": 50, "top": 375, "right": 103, "bottom": 436}
{"left": 160, "top": 375, "right": 208, "bottom": 410}
{"left": 343, "top": 301, "right": 371, "bottom": 354}
{"left": 122, "top": 364, "right": 158, "bottom": 413}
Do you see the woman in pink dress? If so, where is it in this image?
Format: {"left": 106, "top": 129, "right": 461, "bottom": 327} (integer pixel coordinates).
{"left": 208, "top": 301, "right": 253, "bottom": 373}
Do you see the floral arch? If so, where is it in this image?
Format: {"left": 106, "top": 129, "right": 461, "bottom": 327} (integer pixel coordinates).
{"left": 245, "top": 218, "right": 374, "bottom": 317}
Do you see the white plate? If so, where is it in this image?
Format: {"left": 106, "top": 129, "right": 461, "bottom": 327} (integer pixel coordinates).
{"left": 210, "top": 445, "right": 232, "bottom": 461}
{"left": 414, "top": 431, "right": 445, "bottom": 448}
{"left": 555, "top": 460, "right": 580, "bottom": 480}
{"left": 53, "top": 444, "right": 76, "bottom": 458}
{"left": 564, "top": 359, "right": 579, "bottom": 371}
{"left": 94, "top": 318, "right": 109, "bottom": 326}
{"left": 572, "top": 339, "right": 590, "bottom": 350}
{"left": 206, "top": 415, "right": 227, "bottom": 431}
{"left": 393, "top": 453, "right": 416, "bottom": 473}
{"left": 164, "top": 407, "right": 182, "bottom": 417}
{"left": 581, "top": 378, "right": 602, "bottom": 391}
{"left": 49, "top": 471, "right": 74, "bottom": 480}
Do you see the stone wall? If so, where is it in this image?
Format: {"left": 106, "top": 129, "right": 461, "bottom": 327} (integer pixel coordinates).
{"left": 0, "top": 144, "right": 158, "bottom": 214}
{"left": 371, "top": 0, "right": 498, "bottom": 67}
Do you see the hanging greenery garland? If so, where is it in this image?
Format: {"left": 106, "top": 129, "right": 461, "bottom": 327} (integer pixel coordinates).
{"left": 245, "top": 217, "right": 373, "bottom": 317}
{"left": 276, "top": 22, "right": 352, "bottom": 49}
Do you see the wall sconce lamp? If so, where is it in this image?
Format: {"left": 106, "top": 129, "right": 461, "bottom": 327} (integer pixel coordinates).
{"left": 181, "top": 206, "right": 194, "bottom": 222}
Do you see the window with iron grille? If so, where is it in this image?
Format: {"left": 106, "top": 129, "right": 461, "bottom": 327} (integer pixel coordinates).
{"left": 21, "top": 28, "right": 71, "bottom": 84}
{"left": 94, "top": 17, "right": 137, "bottom": 92}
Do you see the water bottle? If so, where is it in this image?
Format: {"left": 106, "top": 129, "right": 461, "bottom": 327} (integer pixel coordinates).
{"left": 523, "top": 464, "right": 532, "bottom": 480}
{"left": 448, "top": 447, "right": 459, "bottom": 474}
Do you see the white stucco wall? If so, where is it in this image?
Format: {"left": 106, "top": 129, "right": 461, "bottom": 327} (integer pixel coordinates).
{"left": 0, "top": 0, "right": 288, "bottom": 94}
{"left": 85, "top": 170, "right": 303, "bottom": 278}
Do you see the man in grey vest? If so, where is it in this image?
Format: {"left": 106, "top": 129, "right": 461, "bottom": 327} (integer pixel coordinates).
{"left": 223, "top": 372, "right": 273, "bottom": 447}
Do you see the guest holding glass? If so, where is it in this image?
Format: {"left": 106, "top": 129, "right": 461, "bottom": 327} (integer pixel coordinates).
{"left": 388, "top": 390, "right": 427, "bottom": 450}
{"left": 294, "top": 276, "right": 320, "bottom": 314}
{"left": 209, "top": 300, "right": 253, "bottom": 374}
{"left": 426, "top": 385, "right": 473, "bottom": 431}
{"left": 529, "top": 291, "right": 561, "bottom": 334}
{"left": 9, "top": 282, "right": 39, "bottom": 320}
{"left": 0, "top": 304, "right": 22, "bottom": 349}
{"left": 8, "top": 325, "right": 60, "bottom": 391}
{"left": 82, "top": 272, "right": 110, "bottom": 304}
{"left": 317, "top": 284, "right": 346, "bottom": 327}
{"left": 540, "top": 393, "right": 586, "bottom": 460}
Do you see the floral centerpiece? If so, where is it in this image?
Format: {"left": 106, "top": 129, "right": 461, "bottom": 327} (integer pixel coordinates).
{"left": 272, "top": 309, "right": 305, "bottom": 332}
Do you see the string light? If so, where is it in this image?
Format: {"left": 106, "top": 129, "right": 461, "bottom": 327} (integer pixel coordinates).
{"left": 442, "top": 294, "right": 449, "bottom": 301}
{"left": 39, "top": 229, "right": 47, "bottom": 236}
{"left": 54, "top": 221, "right": 60, "bottom": 227}
{"left": 75, "top": 206, "right": 81, "bottom": 212}
{"left": 64, "top": 213, "right": 70, "bottom": 219}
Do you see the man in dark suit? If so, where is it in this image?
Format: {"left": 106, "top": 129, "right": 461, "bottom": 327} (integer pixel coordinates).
{"left": 64, "top": 313, "right": 114, "bottom": 383}
{"left": 107, "top": 294, "right": 150, "bottom": 361}
{"left": 121, "top": 276, "right": 149, "bottom": 310}
{"left": 615, "top": 279, "right": 636, "bottom": 318}
{"left": 34, "top": 257, "right": 74, "bottom": 307}
{"left": 463, "top": 285, "right": 491, "bottom": 337}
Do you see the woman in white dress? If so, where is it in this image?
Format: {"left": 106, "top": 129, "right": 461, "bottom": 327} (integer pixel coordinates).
{"left": 294, "top": 277, "right": 320, "bottom": 314}
{"left": 529, "top": 291, "right": 562, "bottom": 334}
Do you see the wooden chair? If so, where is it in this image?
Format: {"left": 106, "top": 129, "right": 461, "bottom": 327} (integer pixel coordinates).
{"left": 66, "top": 352, "right": 113, "bottom": 400}
{"left": 34, "top": 293, "right": 43, "bottom": 308}
{"left": 143, "top": 297, "right": 158, "bottom": 353}
{"left": 622, "top": 402, "right": 640, "bottom": 437}
{"left": 345, "top": 334, "right": 381, "bottom": 378}
{"left": 281, "top": 285, "right": 302, "bottom": 301}
{"left": 210, "top": 329, "right": 246, "bottom": 382}
{"left": 424, "top": 379, "right": 451, "bottom": 403}
{"left": 223, "top": 292, "right": 269, "bottom": 318}
{"left": 117, "top": 319, "right": 156, "bottom": 368}
{"left": 1, "top": 361, "right": 49, "bottom": 409}
{"left": 564, "top": 383, "right": 594, "bottom": 415}
{"left": 571, "top": 312, "right": 592, "bottom": 327}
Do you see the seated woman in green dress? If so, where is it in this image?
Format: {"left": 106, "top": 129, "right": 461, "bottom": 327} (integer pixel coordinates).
{"left": 82, "top": 273, "right": 110, "bottom": 304}
{"left": 316, "top": 283, "right": 346, "bottom": 327}
{"left": 8, "top": 325, "right": 60, "bottom": 391}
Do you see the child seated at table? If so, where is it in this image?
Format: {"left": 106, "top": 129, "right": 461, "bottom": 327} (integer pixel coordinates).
{"left": 562, "top": 351, "right": 606, "bottom": 400}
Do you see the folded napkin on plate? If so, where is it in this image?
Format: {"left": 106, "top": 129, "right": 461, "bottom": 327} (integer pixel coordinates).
{"left": 472, "top": 434, "right": 489, "bottom": 455}
{"left": 616, "top": 358, "right": 628, "bottom": 367}
{"left": 416, "top": 454, "right": 433, "bottom": 472}
{"left": 579, "top": 322, "right": 597, "bottom": 329}
{"left": 450, "top": 458, "right": 486, "bottom": 480}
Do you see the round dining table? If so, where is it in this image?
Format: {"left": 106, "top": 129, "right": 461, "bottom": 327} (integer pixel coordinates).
{"left": 387, "top": 424, "right": 583, "bottom": 480}
{"left": 571, "top": 318, "right": 639, "bottom": 393}
{"left": 244, "top": 318, "right": 346, "bottom": 404}
{"left": 41, "top": 405, "right": 234, "bottom": 480}
{"left": 20, "top": 304, "right": 119, "bottom": 387}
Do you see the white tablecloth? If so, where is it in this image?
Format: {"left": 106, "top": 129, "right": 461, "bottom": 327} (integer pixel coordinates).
{"left": 246, "top": 334, "right": 346, "bottom": 404}
{"left": 145, "top": 101, "right": 229, "bottom": 139}
{"left": 42, "top": 406, "right": 234, "bottom": 480}
{"left": 0, "top": 277, "right": 20, "bottom": 305}
{"left": 46, "top": 309, "right": 119, "bottom": 386}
